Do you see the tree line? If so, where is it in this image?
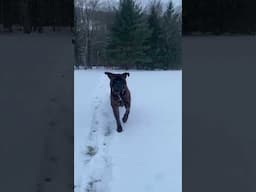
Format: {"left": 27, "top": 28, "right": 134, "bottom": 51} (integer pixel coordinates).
{"left": 183, "top": 0, "right": 256, "bottom": 34}
{"left": 74, "top": 0, "right": 182, "bottom": 70}
{"left": 0, "top": 0, "right": 73, "bottom": 33}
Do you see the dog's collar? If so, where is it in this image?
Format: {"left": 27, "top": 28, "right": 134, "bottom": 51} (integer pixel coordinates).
{"left": 112, "top": 89, "right": 126, "bottom": 97}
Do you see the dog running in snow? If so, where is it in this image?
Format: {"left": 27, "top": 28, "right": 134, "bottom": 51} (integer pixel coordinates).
{"left": 105, "top": 72, "right": 131, "bottom": 132}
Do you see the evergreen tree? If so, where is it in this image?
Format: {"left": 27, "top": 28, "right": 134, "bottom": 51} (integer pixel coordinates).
{"left": 145, "top": 0, "right": 165, "bottom": 69}
{"left": 162, "top": 1, "right": 182, "bottom": 69}
{"left": 106, "top": 0, "right": 150, "bottom": 69}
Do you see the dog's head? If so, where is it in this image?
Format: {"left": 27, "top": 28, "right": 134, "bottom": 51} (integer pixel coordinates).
{"left": 105, "top": 72, "right": 130, "bottom": 95}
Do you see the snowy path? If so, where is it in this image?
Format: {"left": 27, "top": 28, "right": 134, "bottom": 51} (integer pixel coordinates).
{"left": 75, "top": 70, "right": 182, "bottom": 192}
{"left": 75, "top": 71, "right": 114, "bottom": 192}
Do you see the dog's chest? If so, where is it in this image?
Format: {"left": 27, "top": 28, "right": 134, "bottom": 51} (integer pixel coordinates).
{"left": 113, "top": 94, "right": 125, "bottom": 107}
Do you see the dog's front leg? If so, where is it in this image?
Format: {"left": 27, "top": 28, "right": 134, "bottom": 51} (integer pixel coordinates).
{"left": 112, "top": 105, "right": 123, "bottom": 132}
{"left": 122, "top": 103, "right": 130, "bottom": 123}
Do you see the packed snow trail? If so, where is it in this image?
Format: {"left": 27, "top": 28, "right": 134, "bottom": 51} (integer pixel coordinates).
{"left": 75, "top": 70, "right": 115, "bottom": 192}
{"left": 75, "top": 69, "right": 182, "bottom": 192}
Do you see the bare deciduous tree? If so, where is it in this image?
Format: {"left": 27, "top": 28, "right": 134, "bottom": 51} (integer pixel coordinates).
{"left": 75, "top": 0, "right": 101, "bottom": 68}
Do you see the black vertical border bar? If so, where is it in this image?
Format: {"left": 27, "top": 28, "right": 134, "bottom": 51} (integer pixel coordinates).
{"left": 183, "top": 1, "right": 256, "bottom": 191}
{"left": 0, "top": 1, "right": 74, "bottom": 192}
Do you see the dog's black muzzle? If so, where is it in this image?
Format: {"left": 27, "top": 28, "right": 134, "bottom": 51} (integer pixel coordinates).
{"left": 112, "top": 83, "right": 126, "bottom": 106}
{"left": 112, "top": 79, "right": 125, "bottom": 95}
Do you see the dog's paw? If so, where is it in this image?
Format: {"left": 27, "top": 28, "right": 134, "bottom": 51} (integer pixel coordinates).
{"left": 117, "top": 125, "right": 123, "bottom": 133}
{"left": 122, "top": 114, "right": 128, "bottom": 123}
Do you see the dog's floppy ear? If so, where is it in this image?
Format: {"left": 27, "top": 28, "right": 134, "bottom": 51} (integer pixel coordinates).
{"left": 105, "top": 72, "right": 114, "bottom": 79}
{"left": 122, "top": 72, "right": 130, "bottom": 78}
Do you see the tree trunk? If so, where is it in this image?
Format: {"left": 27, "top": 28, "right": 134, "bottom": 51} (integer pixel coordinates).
{"left": 23, "top": 0, "right": 31, "bottom": 33}
{"left": 1, "top": 0, "right": 3, "bottom": 31}
{"left": 87, "top": 38, "right": 92, "bottom": 68}
{"left": 3, "top": 0, "right": 12, "bottom": 32}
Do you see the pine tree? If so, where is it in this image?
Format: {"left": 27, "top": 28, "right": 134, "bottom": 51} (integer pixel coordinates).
{"left": 106, "top": 0, "right": 150, "bottom": 69}
{"left": 162, "top": 1, "right": 182, "bottom": 69}
{"left": 145, "top": 0, "right": 165, "bottom": 69}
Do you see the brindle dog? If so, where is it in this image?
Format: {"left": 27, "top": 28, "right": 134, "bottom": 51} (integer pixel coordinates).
{"left": 105, "top": 72, "right": 131, "bottom": 132}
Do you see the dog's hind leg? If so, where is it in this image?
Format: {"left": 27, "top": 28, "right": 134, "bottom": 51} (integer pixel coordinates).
{"left": 112, "top": 106, "right": 123, "bottom": 132}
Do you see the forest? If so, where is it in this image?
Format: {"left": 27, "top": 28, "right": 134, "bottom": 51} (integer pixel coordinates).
{"left": 0, "top": 0, "right": 73, "bottom": 33}
{"left": 183, "top": 0, "right": 256, "bottom": 34}
{"left": 74, "top": 0, "right": 182, "bottom": 70}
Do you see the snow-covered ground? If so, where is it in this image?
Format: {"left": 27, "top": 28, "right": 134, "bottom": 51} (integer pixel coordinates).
{"left": 74, "top": 69, "right": 182, "bottom": 192}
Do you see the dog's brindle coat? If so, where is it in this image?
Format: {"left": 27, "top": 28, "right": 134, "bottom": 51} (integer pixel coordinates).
{"left": 105, "top": 72, "right": 131, "bottom": 132}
